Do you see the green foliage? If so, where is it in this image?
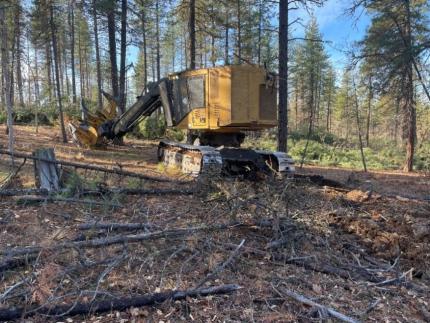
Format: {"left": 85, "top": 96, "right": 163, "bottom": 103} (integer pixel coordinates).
{"left": 61, "top": 171, "right": 85, "bottom": 197}
{"left": 132, "top": 115, "right": 167, "bottom": 139}
{"left": 415, "top": 143, "right": 430, "bottom": 171}
{"left": 246, "top": 131, "right": 430, "bottom": 171}
{"left": 0, "top": 111, "right": 7, "bottom": 124}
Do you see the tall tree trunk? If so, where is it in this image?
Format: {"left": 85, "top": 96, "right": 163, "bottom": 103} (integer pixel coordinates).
{"left": 49, "top": 2, "right": 67, "bottom": 143}
{"left": 394, "top": 98, "right": 400, "bottom": 144}
{"left": 62, "top": 39, "right": 70, "bottom": 98}
{"left": 1, "top": 66, "right": 5, "bottom": 107}
{"left": 365, "top": 75, "right": 372, "bottom": 147}
{"left": 26, "top": 34, "right": 32, "bottom": 106}
{"left": 34, "top": 48, "right": 40, "bottom": 133}
{"left": 224, "top": 9, "right": 229, "bottom": 65}
{"left": 84, "top": 43, "right": 90, "bottom": 96}
{"left": 140, "top": 5, "right": 148, "bottom": 92}
{"left": 295, "top": 78, "right": 299, "bottom": 130}
{"left": 155, "top": 0, "right": 161, "bottom": 80}
{"left": 236, "top": 0, "right": 241, "bottom": 63}
{"left": 92, "top": 0, "right": 102, "bottom": 109}
{"left": 45, "top": 43, "right": 53, "bottom": 103}
{"left": 403, "top": 0, "right": 415, "bottom": 172}
{"left": 78, "top": 28, "right": 84, "bottom": 98}
{"left": 277, "top": 0, "right": 288, "bottom": 152}
{"left": 69, "top": 0, "right": 77, "bottom": 104}
{"left": 107, "top": 4, "right": 119, "bottom": 106}
{"left": 1, "top": 5, "right": 15, "bottom": 165}
{"left": 257, "top": 0, "right": 262, "bottom": 65}
{"left": 353, "top": 76, "right": 367, "bottom": 172}
{"left": 119, "top": 0, "right": 127, "bottom": 114}
{"left": 210, "top": 4, "right": 216, "bottom": 67}
{"left": 189, "top": 0, "right": 196, "bottom": 69}
{"left": 59, "top": 37, "right": 64, "bottom": 98}
{"left": 187, "top": 0, "right": 197, "bottom": 143}
{"left": 326, "top": 86, "right": 332, "bottom": 133}
{"left": 14, "top": 4, "right": 24, "bottom": 107}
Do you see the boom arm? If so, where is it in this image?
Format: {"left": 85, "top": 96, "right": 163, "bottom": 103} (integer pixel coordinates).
{"left": 100, "top": 80, "right": 168, "bottom": 139}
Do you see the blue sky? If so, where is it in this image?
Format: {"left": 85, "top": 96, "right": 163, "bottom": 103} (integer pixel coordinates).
{"left": 127, "top": 0, "right": 372, "bottom": 77}
{"left": 289, "top": 0, "right": 371, "bottom": 67}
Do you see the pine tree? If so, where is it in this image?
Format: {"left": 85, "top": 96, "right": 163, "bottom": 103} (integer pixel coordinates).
{"left": 358, "top": 0, "right": 430, "bottom": 171}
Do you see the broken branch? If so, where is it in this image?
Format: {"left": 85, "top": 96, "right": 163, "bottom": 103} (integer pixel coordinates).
{"left": 274, "top": 285, "right": 360, "bottom": 323}
{"left": 0, "top": 284, "right": 240, "bottom": 321}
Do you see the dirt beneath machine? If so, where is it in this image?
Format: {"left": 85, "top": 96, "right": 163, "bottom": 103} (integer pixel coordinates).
{"left": 0, "top": 125, "right": 429, "bottom": 322}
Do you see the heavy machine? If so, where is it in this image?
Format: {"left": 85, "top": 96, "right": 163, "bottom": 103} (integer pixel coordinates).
{"left": 68, "top": 65, "right": 294, "bottom": 176}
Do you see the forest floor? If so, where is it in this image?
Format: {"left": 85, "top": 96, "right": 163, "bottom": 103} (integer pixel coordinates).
{"left": 0, "top": 125, "right": 429, "bottom": 322}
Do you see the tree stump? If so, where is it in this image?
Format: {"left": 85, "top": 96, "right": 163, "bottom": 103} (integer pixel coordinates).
{"left": 33, "top": 148, "right": 60, "bottom": 192}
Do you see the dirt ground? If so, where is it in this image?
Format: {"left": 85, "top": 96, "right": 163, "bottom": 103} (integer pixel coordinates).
{"left": 0, "top": 125, "right": 429, "bottom": 322}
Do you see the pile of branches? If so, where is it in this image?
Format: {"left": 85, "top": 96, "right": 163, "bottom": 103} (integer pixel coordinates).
{"left": 0, "top": 175, "right": 428, "bottom": 322}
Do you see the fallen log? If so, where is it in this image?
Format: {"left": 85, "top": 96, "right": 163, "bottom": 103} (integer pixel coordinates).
{"left": 0, "top": 188, "right": 50, "bottom": 196}
{"left": 15, "top": 196, "right": 122, "bottom": 207}
{"left": 2, "top": 222, "right": 247, "bottom": 258}
{"left": 0, "top": 149, "right": 184, "bottom": 183}
{"left": 108, "top": 188, "right": 193, "bottom": 196}
{"left": 0, "top": 255, "right": 38, "bottom": 274}
{"left": 0, "top": 284, "right": 240, "bottom": 321}
{"left": 274, "top": 256, "right": 382, "bottom": 283}
{"left": 293, "top": 174, "right": 345, "bottom": 188}
{"left": 0, "top": 188, "right": 193, "bottom": 198}
{"left": 0, "top": 159, "right": 26, "bottom": 190}
{"left": 78, "top": 222, "right": 159, "bottom": 231}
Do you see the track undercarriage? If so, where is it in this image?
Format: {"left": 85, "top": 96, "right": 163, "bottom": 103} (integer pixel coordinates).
{"left": 158, "top": 139, "right": 295, "bottom": 178}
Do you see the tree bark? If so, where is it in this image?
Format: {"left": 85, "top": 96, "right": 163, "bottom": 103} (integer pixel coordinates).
{"left": 224, "top": 5, "right": 229, "bottom": 65}
{"left": 62, "top": 38, "right": 70, "bottom": 98}
{"left": 352, "top": 76, "right": 367, "bottom": 172}
{"left": 189, "top": 0, "right": 196, "bottom": 69}
{"left": 140, "top": 3, "right": 148, "bottom": 92}
{"left": 78, "top": 25, "right": 85, "bottom": 98}
{"left": 91, "top": 0, "right": 102, "bottom": 109}
{"left": 45, "top": 43, "right": 53, "bottom": 103}
{"left": 14, "top": 3, "right": 24, "bottom": 107}
{"left": 365, "top": 75, "right": 372, "bottom": 146}
{"left": 1, "top": 5, "right": 15, "bottom": 166}
{"left": 277, "top": 0, "right": 288, "bottom": 152}
{"left": 403, "top": 0, "right": 416, "bottom": 172}
{"left": 34, "top": 48, "right": 40, "bottom": 132}
{"left": 155, "top": 0, "right": 161, "bottom": 79}
{"left": 107, "top": 3, "right": 119, "bottom": 105}
{"left": 236, "top": 0, "right": 241, "bottom": 63}
{"left": 49, "top": 2, "right": 67, "bottom": 143}
{"left": 119, "top": 0, "right": 127, "bottom": 114}
{"left": 68, "top": 0, "right": 77, "bottom": 104}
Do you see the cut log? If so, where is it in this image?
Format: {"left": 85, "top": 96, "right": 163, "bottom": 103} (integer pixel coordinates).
{"left": 0, "top": 284, "right": 240, "bottom": 321}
